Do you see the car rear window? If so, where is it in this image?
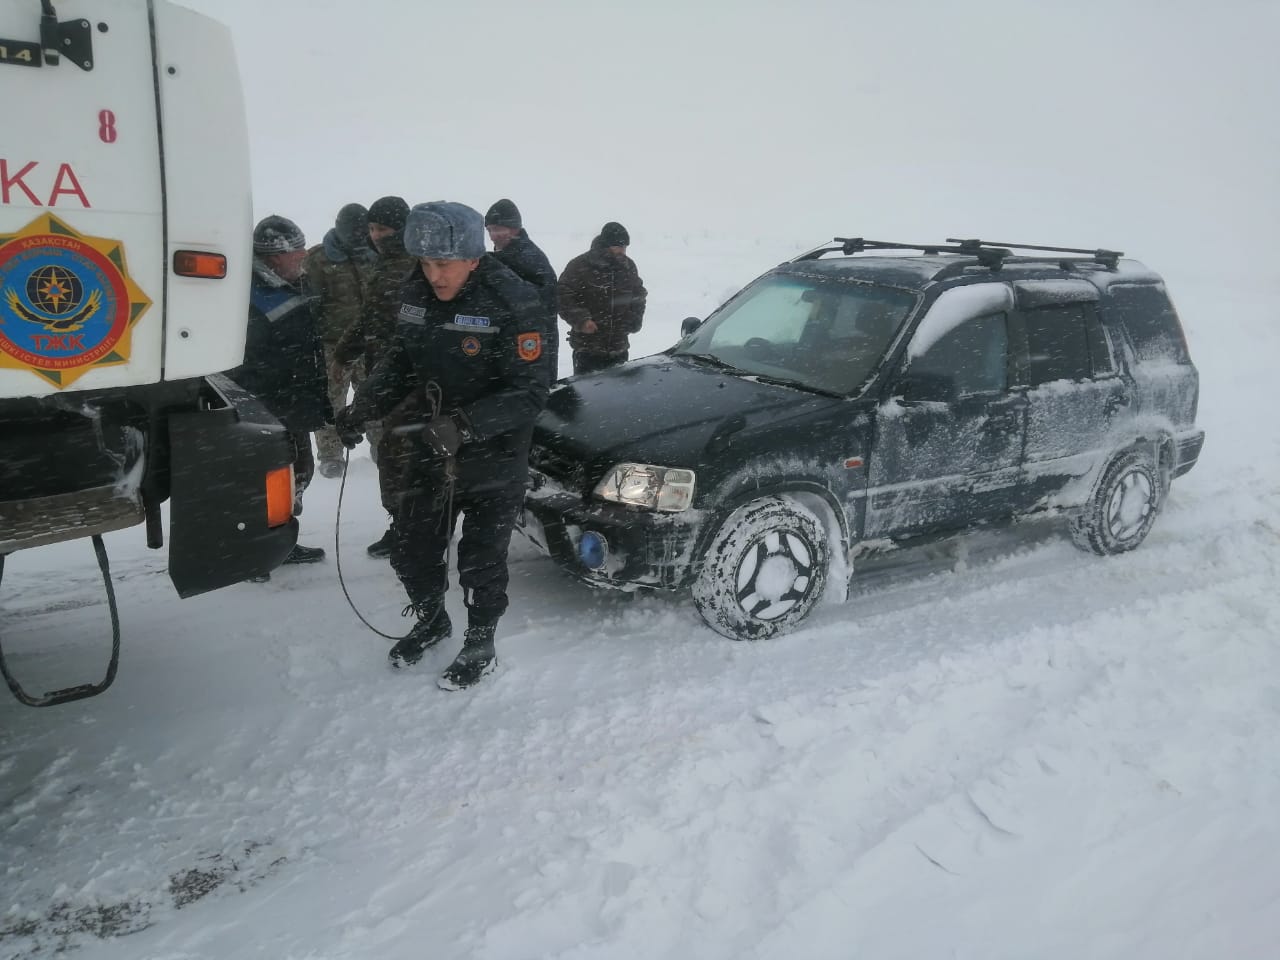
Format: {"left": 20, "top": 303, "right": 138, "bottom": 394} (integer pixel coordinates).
{"left": 1106, "top": 284, "right": 1190, "bottom": 364}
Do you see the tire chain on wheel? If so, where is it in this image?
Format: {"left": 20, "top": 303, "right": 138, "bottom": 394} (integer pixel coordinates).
{"left": 1069, "top": 447, "right": 1164, "bottom": 556}
{"left": 692, "top": 497, "right": 829, "bottom": 640}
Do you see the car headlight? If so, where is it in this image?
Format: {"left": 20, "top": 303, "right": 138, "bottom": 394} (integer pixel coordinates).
{"left": 593, "top": 463, "right": 696, "bottom": 512}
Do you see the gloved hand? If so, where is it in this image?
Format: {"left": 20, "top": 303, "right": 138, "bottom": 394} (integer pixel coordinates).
{"left": 421, "top": 414, "right": 463, "bottom": 458}
{"left": 333, "top": 406, "right": 364, "bottom": 449}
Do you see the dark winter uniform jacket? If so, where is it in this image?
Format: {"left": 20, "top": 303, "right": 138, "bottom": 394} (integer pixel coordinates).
{"left": 332, "top": 233, "right": 416, "bottom": 373}
{"left": 492, "top": 230, "right": 559, "bottom": 375}
{"left": 302, "top": 231, "right": 376, "bottom": 345}
{"left": 557, "top": 238, "right": 647, "bottom": 356}
{"left": 229, "top": 259, "right": 332, "bottom": 433}
{"left": 350, "top": 256, "right": 551, "bottom": 493}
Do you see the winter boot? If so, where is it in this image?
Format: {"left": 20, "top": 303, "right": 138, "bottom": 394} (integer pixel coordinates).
{"left": 319, "top": 460, "right": 344, "bottom": 480}
{"left": 366, "top": 527, "right": 395, "bottom": 559}
{"left": 388, "top": 605, "right": 453, "bottom": 669}
{"left": 437, "top": 624, "right": 497, "bottom": 691}
{"left": 282, "top": 543, "right": 326, "bottom": 564}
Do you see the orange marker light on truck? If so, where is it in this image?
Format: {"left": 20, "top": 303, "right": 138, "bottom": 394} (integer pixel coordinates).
{"left": 173, "top": 250, "right": 227, "bottom": 279}
{"left": 265, "top": 466, "right": 294, "bottom": 528}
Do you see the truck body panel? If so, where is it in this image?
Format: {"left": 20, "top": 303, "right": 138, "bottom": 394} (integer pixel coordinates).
{"left": 154, "top": 0, "right": 253, "bottom": 379}
{"left": 0, "top": 1, "right": 296, "bottom": 704}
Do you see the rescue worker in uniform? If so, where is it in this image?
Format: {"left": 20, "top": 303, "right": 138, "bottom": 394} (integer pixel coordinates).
{"left": 484, "top": 198, "right": 560, "bottom": 377}
{"left": 331, "top": 196, "right": 417, "bottom": 557}
{"left": 304, "top": 202, "right": 376, "bottom": 478}
{"left": 230, "top": 215, "right": 330, "bottom": 569}
{"left": 334, "top": 202, "right": 550, "bottom": 690}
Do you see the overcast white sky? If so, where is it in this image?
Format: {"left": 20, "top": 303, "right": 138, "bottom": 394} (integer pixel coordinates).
{"left": 178, "top": 0, "right": 1278, "bottom": 287}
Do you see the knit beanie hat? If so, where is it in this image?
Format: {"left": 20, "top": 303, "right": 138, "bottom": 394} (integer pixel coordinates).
{"left": 335, "top": 203, "right": 369, "bottom": 251}
{"left": 599, "top": 221, "right": 630, "bottom": 247}
{"left": 252, "top": 215, "right": 306, "bottom": 254}
{"left": 404, "top": 202, "right": 486, "bottom": 260}
{"left": 484, "top": 198, "right": 522, "bottom": 230}
{"left": 367, "top": 195, "right": 409, "bottom": 232}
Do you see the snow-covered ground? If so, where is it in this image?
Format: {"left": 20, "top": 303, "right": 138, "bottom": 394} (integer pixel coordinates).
{"left": 5, "top": 0, "right": 1280, "bottom": 956}
{"left": 3, "top": 249, "right": 1279, "bottom": 958}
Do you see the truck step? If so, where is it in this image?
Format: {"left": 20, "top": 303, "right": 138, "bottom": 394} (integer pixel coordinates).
{"left": 0, "top": 486, "right": 144, "bottom": 554}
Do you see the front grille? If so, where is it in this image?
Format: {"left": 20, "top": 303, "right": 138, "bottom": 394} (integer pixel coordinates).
{"left": 530, "top": 444, "right": 587, "bottom": 492}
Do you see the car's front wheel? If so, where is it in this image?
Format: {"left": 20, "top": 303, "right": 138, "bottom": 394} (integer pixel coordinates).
{"left": 1069, "top": 447, "right": 1164, "bottom": 556}
{"left": 692, "top": 497, "right": 829, "bottom": 640}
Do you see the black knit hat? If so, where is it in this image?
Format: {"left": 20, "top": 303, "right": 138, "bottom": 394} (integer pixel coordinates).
{"left": 367, "top": 195, "right": 409, "bottom": 232}
{"left": 599, "top": 221, "right": 630, "bottom": 247}
{"left": 335, "top": 203, "right": 369, "bottom": 251}
{"left": 484, "top": 198, "right": 522, "bottom": 229}
{"left": 253, "top": 215, "right": 306, "bottom": 254}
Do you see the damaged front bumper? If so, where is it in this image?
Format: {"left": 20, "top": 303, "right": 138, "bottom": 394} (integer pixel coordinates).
{"left": 521, "top": 473, "right": 704, "bottom": 591}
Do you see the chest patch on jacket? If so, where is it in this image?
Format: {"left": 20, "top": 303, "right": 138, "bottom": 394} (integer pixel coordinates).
{"left": 461, "top": 336, "right": 482, "bottom": 356}
{"left": 398, "top": 303, "right": 426, "bottom": 324}
{"left": 454, "top": 314, "right": 491, "bottom": 327}
{"left": 517, "top": 332, "right": 542, "bottom": 362}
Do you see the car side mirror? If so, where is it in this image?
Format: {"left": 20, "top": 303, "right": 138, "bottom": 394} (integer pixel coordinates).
{"left": 680, "top": 316, "right": 702, "bottom": 337}
{"left": 895, "top": 369, "right": 957, "bottom": 403}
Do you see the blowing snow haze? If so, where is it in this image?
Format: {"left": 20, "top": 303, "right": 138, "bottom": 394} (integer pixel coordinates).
{"left": 5, "top": 2, "right": 1280, "bottom": 958}
{"left": 177, "top": 0, "right": 1278, "bottom": 291}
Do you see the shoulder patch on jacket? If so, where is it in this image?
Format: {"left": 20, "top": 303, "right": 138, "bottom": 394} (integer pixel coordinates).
{"left": 517, "top": 332, "right": 542, "bottom": 362}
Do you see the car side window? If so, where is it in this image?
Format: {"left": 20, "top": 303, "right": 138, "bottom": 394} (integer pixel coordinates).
{"left": 909, "top": 312, "right": 1008, "bottom": 396}
{"left": 1085, "top": 308, "right": 1116, "bottom": 377}
{"left": 1023, "top": 304, "right": 1093, "bottom": 385}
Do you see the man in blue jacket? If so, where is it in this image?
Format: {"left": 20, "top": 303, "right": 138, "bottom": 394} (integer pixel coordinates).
{"left": 229, "top": 215, "right": 331, "bottom": 568}
{"left": 335, "top": 202, "right": 551, "bottom": 689}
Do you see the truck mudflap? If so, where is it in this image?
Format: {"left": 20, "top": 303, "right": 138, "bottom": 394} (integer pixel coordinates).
{"left": 167, "top": 375, "right": 297, "bottom": 596}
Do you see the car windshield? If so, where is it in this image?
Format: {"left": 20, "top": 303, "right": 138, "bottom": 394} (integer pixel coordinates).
{"left": 672, "top": 274, "right": 918, "bottom": 396}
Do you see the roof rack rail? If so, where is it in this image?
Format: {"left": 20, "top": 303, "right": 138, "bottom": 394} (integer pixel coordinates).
{"left": 794, "top": 237, "right": 1012, "bottom": 269}
{"left": 946, "top": 238, "right": 1123, "bottom": 270}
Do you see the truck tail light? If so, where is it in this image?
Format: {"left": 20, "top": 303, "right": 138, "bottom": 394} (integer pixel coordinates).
{"left": 173, "top": 250, "right": 228, "bottom": 279}
{"left": 265, "top": 466, "right": 294, "bottom": 528}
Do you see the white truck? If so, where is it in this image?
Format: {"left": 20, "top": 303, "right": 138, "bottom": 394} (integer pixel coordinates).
{"left": 0, "top": 0, "right": 297, "bottom": 705}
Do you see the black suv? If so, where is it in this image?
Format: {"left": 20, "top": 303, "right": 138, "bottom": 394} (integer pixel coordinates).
{"left": 521, "top": 238, "right": 1204, "bottom": 640}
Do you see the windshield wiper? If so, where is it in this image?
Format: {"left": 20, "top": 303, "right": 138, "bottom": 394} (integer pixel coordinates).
{"left": 747, "top": 374, "right": 846, "bottom": 398}
{"left": 678, "top": 353, "right": 844, "bottom": 397}
{"left": 677, "top": 352, "right": 747, "bottom": 374}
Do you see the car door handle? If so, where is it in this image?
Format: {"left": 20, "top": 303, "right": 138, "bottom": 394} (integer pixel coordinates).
{"left": 984, "top": 404, "right": 1022, "bottom": 429}
{"left": 1105, "top": 392, "right": 1132, "bottom": 414}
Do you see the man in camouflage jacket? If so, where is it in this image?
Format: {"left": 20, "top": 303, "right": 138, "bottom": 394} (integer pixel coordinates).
{"left": 331, "top": 196, "right": 418, "bottom": 556}
{"left": 304, "top": 202, "right": 376, "bottom": 476}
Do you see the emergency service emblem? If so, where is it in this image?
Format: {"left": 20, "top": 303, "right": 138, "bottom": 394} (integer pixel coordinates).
{"left": 461, "top": 335, "right": 482, "bottom": 356}
{"left": 0, "top": 212, "right": 151, "bottom": 388}
{"left": 517, "top": 331, "right": 542, "bottom": 362}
